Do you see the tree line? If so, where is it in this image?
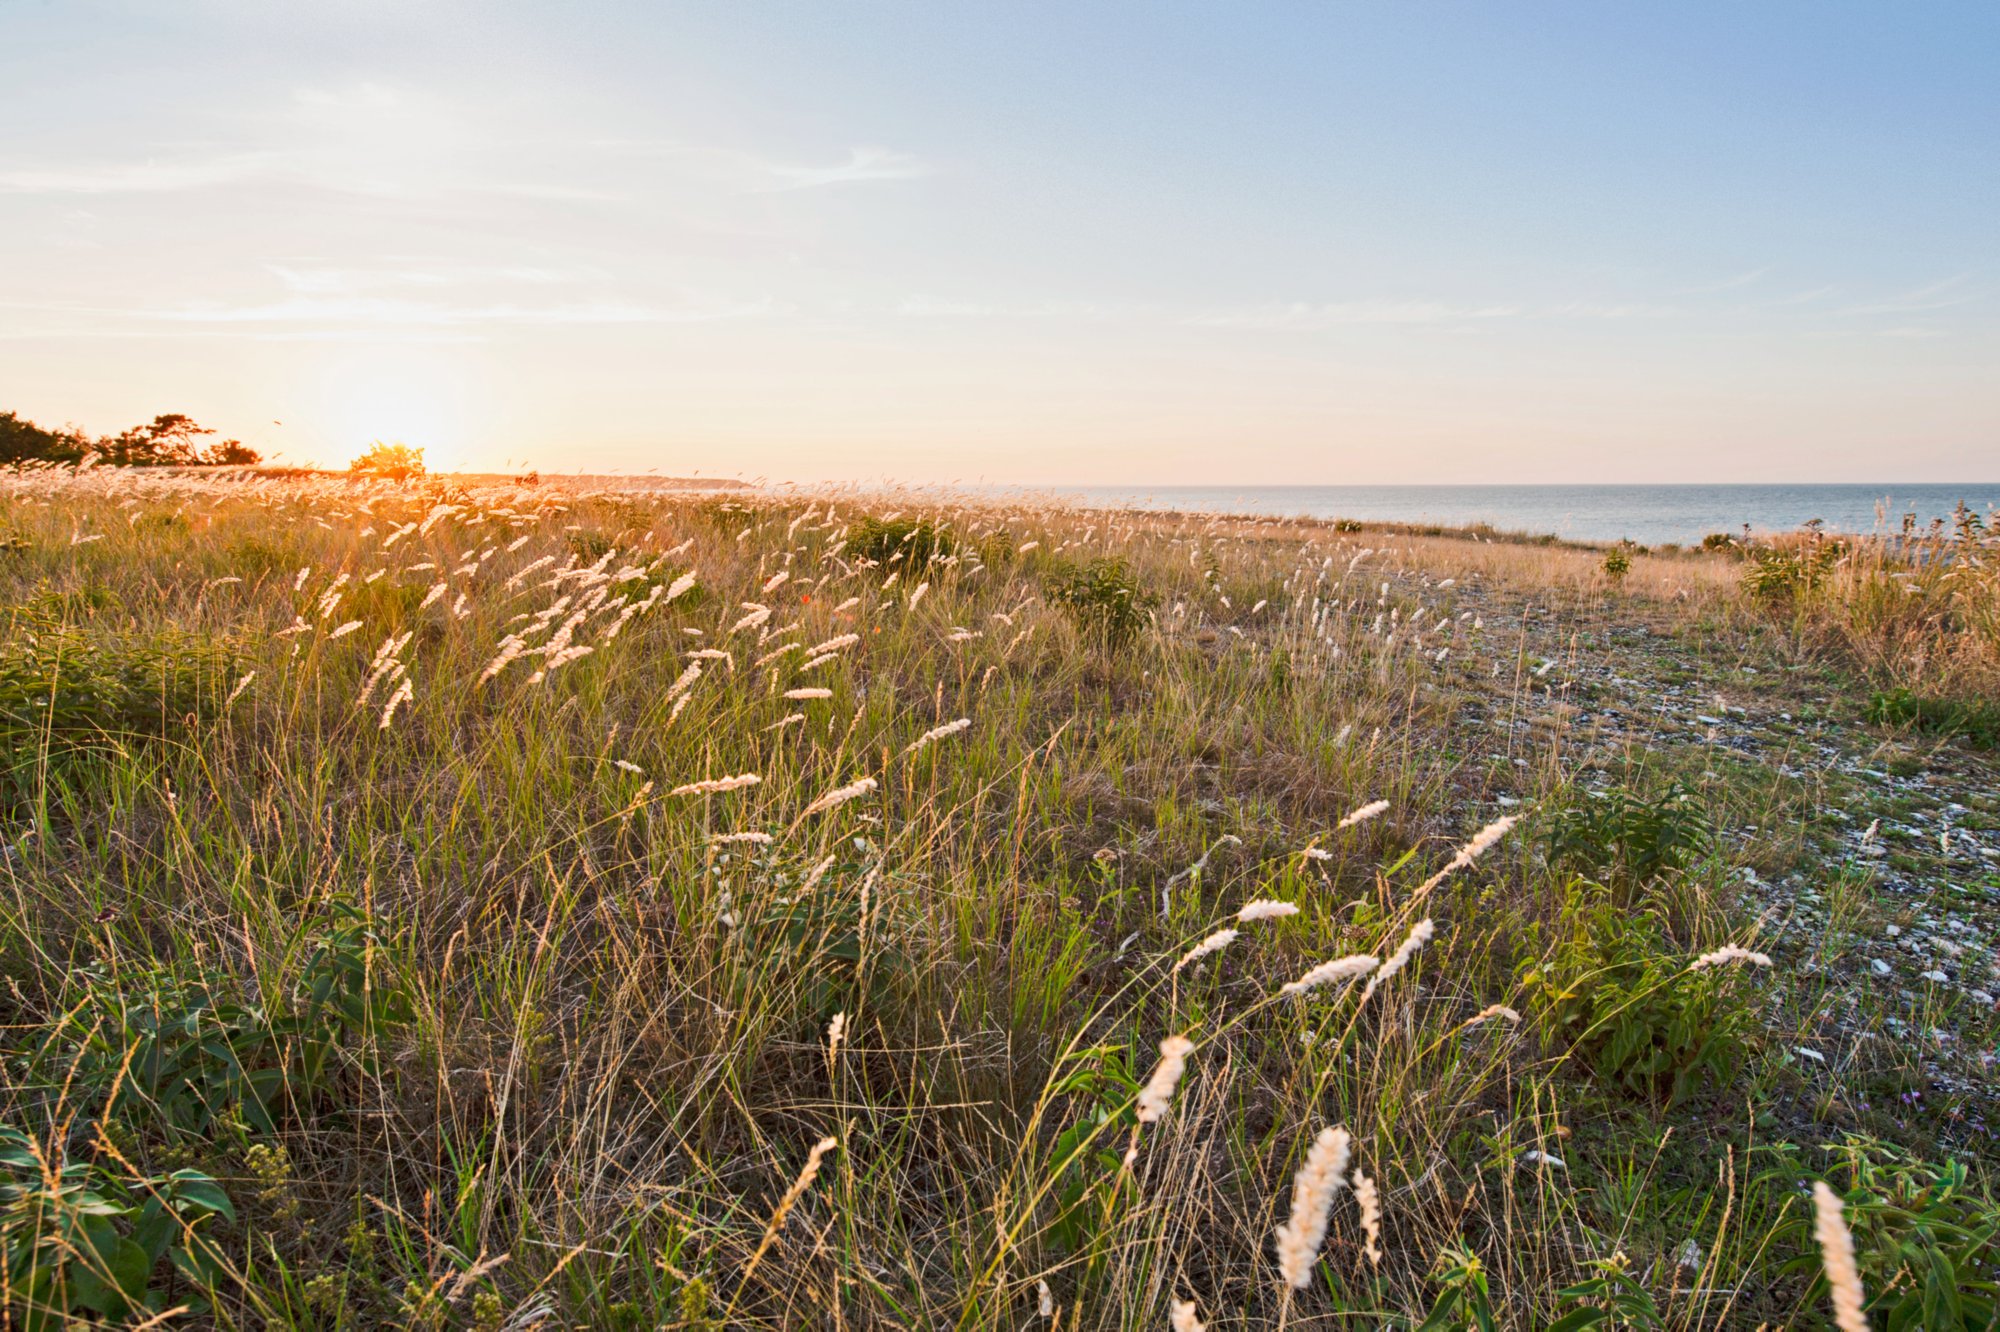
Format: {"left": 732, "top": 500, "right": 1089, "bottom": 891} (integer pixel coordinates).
{"left": 1, "top": 410, "right": 261, "bottom": 467}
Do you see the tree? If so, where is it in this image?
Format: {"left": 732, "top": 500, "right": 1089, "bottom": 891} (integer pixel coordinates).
{"left": 0, "top": 411, "right": 87, "bottom": 465}
{"left": 348, "top": 441, "right": 425, "bottom": 481}
{"left": 87, "top": 414, "right": 260, "bottom": 466}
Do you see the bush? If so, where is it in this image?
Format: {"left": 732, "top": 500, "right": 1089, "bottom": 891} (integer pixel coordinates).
{"left": 1044, "top": 556, "right": 1158, "bottom": 662}
{"left": 1542, "top": 782, "right": 1713, "bottom": 895}
{"left": 1865, "top": 687, "right": 2000, "bottom": 749}
{"left": 1522, "top": 886, "right": 1755, "bottom": 1107}
{"left": 1768, "top": 1136, "right": 2000, "bottom": 1329}
{"left": 0, "top": 596, "right": 241, "bottom": 807}
{"left": 25, "top": 906, "right": 411, "bottom": 1139}
{"left": 847, "top": 516, "right": 955, "bottom": 567}
{"left": 1, "top": 1126, "right": 234, "bottom": 1326}
{"left": 348, "top": 441, "right": 426, "bottom": 481}
{"left": 1601, "top": 546, "right": 1631, "bottom": 584}
{"left": 1742, "top": 535, "right": 1844, "bottom": 604}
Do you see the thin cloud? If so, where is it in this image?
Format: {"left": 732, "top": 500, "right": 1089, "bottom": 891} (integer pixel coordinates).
{"left": 1186, "top": 300, "right": 1519, "bottom": 329}
{"left": 761, "top": 146, "right": 927, "bottom": 190}
{"left": 1680, "top": 266, "right": 1769, "bottom": 295}
{"left": 0, "top": 150, "right": 279, "bottom": 194}
{"left": 134, "top": 296, "right": 782, "bottom": 326}
{"left": 1837, "top": 274, "right": 1982, "bottom": 316}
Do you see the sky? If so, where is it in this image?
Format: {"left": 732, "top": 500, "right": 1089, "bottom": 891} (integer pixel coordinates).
{"left": 2, "top": 1, "right": 1996, "bottom": 482}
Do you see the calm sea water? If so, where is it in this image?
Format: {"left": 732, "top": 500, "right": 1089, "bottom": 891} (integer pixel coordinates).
{"left": 1055, "top": 485, "right": 2000, "bottom": 547}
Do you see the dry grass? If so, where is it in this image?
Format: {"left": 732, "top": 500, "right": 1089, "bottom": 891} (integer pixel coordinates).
{"left": 0, "top": 467, "right": 1984, "bottom": 1329}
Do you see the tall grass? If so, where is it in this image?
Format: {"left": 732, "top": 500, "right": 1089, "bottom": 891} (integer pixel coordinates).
{"left": 0, "top": 469, "right": 1983, "bottom": 1328}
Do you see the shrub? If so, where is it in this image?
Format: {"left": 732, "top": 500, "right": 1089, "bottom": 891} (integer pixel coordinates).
{"left": 0, "top": 600, "right": 241, "bottom": 807}
{"left": 1742, "top": 535, "right": 1844, "bottom": 604}
{"left": 1542, "top": 782, "right": 1713, "bottom": 894}
{"left": 1, "top": 1126, "right": 234, "bottom": 1326}
{"left": 348, "top": 441, "right": 426, "bottom": 481}
{"left": 1767, "top": 1136, "right": 2000, "bottom": 1329}
{"left": 1601, "top": 546, "right": 1631, "bottom": 584}
{"left": 26, "top": 906, "right": 411, "bottom": 1138}
{"left": 1044, "top": 556, "right": 1159, "bottom": 663}
{"left": 847, "top": 516, "right": 955, "bottom": 567}
{"left": 1865, "top": 687, "right": 2000, "bottom": 749}
{"left": 1522, "top": 885, "right": 1755, "bottom": 1107}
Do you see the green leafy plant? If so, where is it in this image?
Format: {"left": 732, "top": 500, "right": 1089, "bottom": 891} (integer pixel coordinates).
{"left": 1768, "top": 1137, "right": 2000, "bottom": 1330}
{"left": 1418, "top": 1242, "right": 1499, "bottom": 1331}
{"left": 1865, "top": 687, "right": 2000, "bottom": 749}
{"left": 1548, "top": 1253, "right": 1664, "bottom": 1330}
{"left": 348, "top": 441, "right": 426, "bottom": 481}
{"left": 1043, "top": 1047, "right": 1140, "bottom": 1254}
{"left": 29, "top": 905, "right": 412, "bottom": 1138}
{"left": 1742, "top": 534, "right": 1845, "bottom": 604}
{"left": 1602, "top": 546, "right": 1632, "bottom": 585}
{"left": 1542, "top": 783, "right": 1712, "bottom": 894}
{"left": 847, "top": 516, "right": 955, "bottom": 568}
{"left": 1044, "top": 557, "right": 1158, "bottom": 663}
{"left": 1, "top": 1125, "right": 234, "bottom": 1328}
{"left": 0, "top": 596, "right": 241, "bottom": 808}
{"left": 1522, "top": 886, "right": 1754, "bottom": 1107}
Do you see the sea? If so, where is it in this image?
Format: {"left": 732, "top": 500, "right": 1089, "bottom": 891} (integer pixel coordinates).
{"left": 1053, "top": 484, "right": 2000, "bottom": 547}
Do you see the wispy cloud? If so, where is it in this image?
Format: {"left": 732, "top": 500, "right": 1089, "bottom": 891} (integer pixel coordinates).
{"left": 0, "top": 150, "right": 280, "bottom": 194}
{"left": 1679, "top": 266, "right": 1769, "bottom": 295}
{"left": 1185, "top": 300, "right": 1519, "bottom": 330}
{"left": 761, "top": 146, "right": 927, "bottom": 190}
{"left": 1837, "top": 274, "right": 1982, "bottom": 316}
{"left": 136, "top": 296, "right": 780, "bottom": 327}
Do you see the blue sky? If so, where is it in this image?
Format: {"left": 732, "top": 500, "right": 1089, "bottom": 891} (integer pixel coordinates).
{"left": 2, "top": 1, "right": 1994, "bottom": 480}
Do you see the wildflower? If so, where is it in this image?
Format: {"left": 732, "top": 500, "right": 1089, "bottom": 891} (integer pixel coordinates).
{"left": 1237, "top": 899, "right": 1299, "bottom": 923}
{"left": 1813, "top": 1182, "right": 1869, "bottom": 1332}
{"left": 1281, "top": 954, "right": 1379, "bottom": 996}
{"left": 1273, "top": 1126, "right": 1352, "bottom": 1288}
{"left": 1361, "top": 918, "right": 1435, "bottom": 1002}
{"left": 669, "top": 773, "right": 762, "bottom": 797}
{"left": 1135, "top": 1035, "right": 1195, "bottom": 1124}
{"left": 1351, "top": 1166, "right": 1382, "bottom": 1265}
{"left": 799, "top": 776, "right": 877, "bottom": 818}
{"left": 1690, "top": 945, "right": 1774, "bottom": 971}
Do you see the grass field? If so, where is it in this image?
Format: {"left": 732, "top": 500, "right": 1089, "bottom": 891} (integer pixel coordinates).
{"left": 2, "top": 466, "right": 1996, "bottom": 1329}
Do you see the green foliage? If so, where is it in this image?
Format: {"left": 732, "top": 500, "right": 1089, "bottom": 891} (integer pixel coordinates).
{"left": 0, "top": 411, "right": 87, "bottom": 466}
{"left": 1701, "top": 532, "right": 1740, "bottom": 555}
{"left": 1742, "top": 536, "right": 1845, "bottom": 604}
{"left": 98, "top": 413, "right": 259, "bottom": 467}
{"left": 1548, "top": 1253, "right": 1663, "bottom": 1330}
{"left": 27, "top": 905, "right": 412, "bottom": 1138}
{"left": 1866, "top": 687, "right": 2000, "bottom": 749}
{"left": 567, "top": 527, "right": 615, "bottom": 561}
{"left": 1601, "top": 546, "right": 1632, "bottom": 584}
{"left": 1044, "top": 1047, "right": 1139, "bottom": 1254}
{"left": 1542, "top": 783, "right": 1712, "bottom": 894}
{"left": 1044, "top": 556, "right": 1158, "bottom": 661}
{"left": 0, "top": 596, "right": 241, "bottom": 807}
{"left": 1522, "top": 886, "right": 1754, "bottom": 1107}
{"left": 847, "top": 515, "right": 955, "bottom": 568}
{"left": 349, "top": 441, "right": 426, "bottom": 481}
{"left": 1, "top": 1125, "right": 234, "bottom": 1328}
{"left": 1417, "top": 1243, "right": 1498, "bottom": 1331}
{"left": 1769, "top": 1137, "right": 2000, "bottom": 1330}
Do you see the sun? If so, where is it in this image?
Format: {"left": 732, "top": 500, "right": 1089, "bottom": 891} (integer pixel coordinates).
{"left": 310, "top": 350, "right": 473, "bottom": 471}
